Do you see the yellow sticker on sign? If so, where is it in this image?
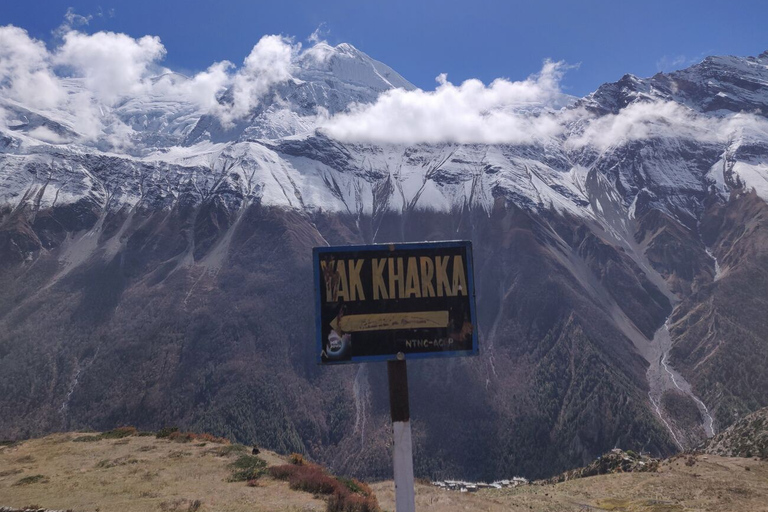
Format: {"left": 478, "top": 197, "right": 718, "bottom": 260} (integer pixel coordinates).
{"left": 331, "top": 311, "right": 450, "bottom": 333}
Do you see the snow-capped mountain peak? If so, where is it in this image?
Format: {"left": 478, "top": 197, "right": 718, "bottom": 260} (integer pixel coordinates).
{"left": 183, "top": 41, "right": 415, "bottom": 145}
{"left": 297, "top": 42, "right": 415, "bottom": 93}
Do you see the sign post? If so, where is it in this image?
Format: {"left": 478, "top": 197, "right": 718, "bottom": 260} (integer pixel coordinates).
{"left": 388, "top": 358, "right": 415, "bottom": 512}
{"left": 313, "top": 241, "right": 478, "bottom": 511}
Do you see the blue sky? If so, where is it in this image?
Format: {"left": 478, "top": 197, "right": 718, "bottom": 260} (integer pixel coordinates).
{"left": 4, "top": 0, "right": 768, "bottom": 96}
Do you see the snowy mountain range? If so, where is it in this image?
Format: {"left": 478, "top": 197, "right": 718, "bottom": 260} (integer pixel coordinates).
{"left": 1, "top": 34, "right": 767, "bottom": 480}
{"left": 3, "top": 43, "right": 767, "bottom": 222}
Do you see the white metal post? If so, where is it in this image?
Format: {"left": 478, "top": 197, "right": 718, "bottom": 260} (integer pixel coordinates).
{"left": 392, "top": 420, "right": 416, "bottom": 511}
{"left": 388, "top": 359, "right": 415, "bottom": 512}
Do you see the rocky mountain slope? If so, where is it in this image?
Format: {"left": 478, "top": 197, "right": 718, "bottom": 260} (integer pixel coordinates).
{"left": 1, "top": 37, "right": 768, "bottom": 480}
{"left": 703, "top": 406, "right": 768, "bottom": 459}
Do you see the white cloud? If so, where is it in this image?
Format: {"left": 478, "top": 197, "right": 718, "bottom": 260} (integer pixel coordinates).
{"left": 27, "top": 126, "right": 66, "bottom": 144}
{"left": 55, "top": 30, "right": 166, "bottom": 102}
{"left": 0, "top": 22, "right": 297, "bottom": 147}
{"left": 152, "top": 61, "right": 234, "bottom": 110}
{"left": 656, "top": 54, "right": 688, "bottom": 72}
{"left": 568, "top": 100, "right": 768, "bottom": 151}
{"left": 319, "top": 60, "right": 570, "bottom": 144}
{"left": 4, "top": 19, "right": 764, "bottom": 158}
{"left": 0, "top": 31, "right": 577, "bottom": 148}
{"left": 719, "top": 111, "right": 768, "bottom": 148}
{"left": 53, "top": 7, "right": 93, "bottom": 39}
{"left": 308, "top": 24, "right": 328, "bottom": 45}
{"left": 567, "top": 101, "right": 720, "bottom": 150}
{"left": 216, "top": 34, "right": 297, "bottom": 126}
{"left": 64, "top": 7, "right": 93, "bottom": 27}
{"left": 0, "top": 25, "right": 64, "bottom": 108}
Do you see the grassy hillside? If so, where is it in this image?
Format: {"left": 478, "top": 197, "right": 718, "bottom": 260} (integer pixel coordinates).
{"left": 377, "top": 452, "right": 768, "bottom": 512}
{"left": 0, "top": 430, "right": 375, "bottom": 512}
{"left": 2, "top": 431, "right": 768, "bottom": 512}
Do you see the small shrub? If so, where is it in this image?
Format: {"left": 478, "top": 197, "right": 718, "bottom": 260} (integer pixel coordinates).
{"left": 137, "top": 431, "right": 156, "bottom": 437}
{"left": 157, "top": 426, "right": 180, "bottom": 439}
{"left": 228, "top": 455, "right": 267, "bottom": 482}
{"left": 14, "top": 474, "right": 48, "bottom": 486}
{"left": 170, "top": 431, "right": 229, "bottom": 444}
{"left": 15, "top": 455, "right": 35, "bottom": 463}
{"left": 169, "top": 431, "right": 195, "bottom": 443}
{"left": 161, "top": 429, "right": 230, "bottom": 445}
{"left": 327, "top": 489, "right": 380, "bottom": 512}
{"left": 270, "top": 463, "right": 337, "bottom": 494}
{"left": 102, "top": 426, "right": 137, "bottom": 439}
{"left": 289, "top": 453, "right": 306, "bottom": 465}
{"left": 212, "top": 444, "right": 247, "bottom": 457}
{"left": 194, "top": 432, "right": 230, "bottom": 444}
{"left": 73, "top": 427, "right": 137, "bottom": 443}
{"left": 246, "top": 479, "right": 261, "bottom": 487}
{"left": 289, "top": 466, "right": 338, "bottom": 494}
{"left": 269, "top": 464, "right": 299, "bottom": 480}
{"left": 270, "top": 460, "right": 380, "bottom": 512}
{"left": 188, "top": 499, "right": 202, "bottom": 512}
{"left": 338, "top": 477, "right": 373, "bottom": 497}
{"left": 0, "top": 468, "right": 23, "bottom": 477}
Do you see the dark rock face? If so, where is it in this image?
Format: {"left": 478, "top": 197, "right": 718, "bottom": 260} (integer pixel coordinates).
{"left": 635, "top": 207, "right": 714, "bottom": 297}
{"left": 0, "top": 192, "right": 678, "bottom": 481}
{"left": 584, "top": 52, "right": 768, "bottom": 117}
{"left": 670, "top": 191, "right": 768, "bottom": 428}
{"left": 661, "top": 390, "right": 706, "bottom": 447}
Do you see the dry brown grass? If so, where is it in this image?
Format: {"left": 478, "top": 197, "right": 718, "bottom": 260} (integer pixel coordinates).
{"left": 0, "top": 432, "right": 324, "bottom": 512}
{"left": 371, "top": 454, "right": 768, "bottom": 512}
{"left": 2, "top": 436, "right": 767, "bottom": 512}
